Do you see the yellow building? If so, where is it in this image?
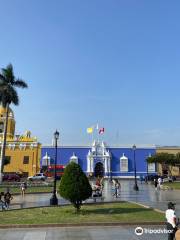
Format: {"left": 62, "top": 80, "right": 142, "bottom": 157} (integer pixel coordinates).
{"left": 157, "top": 147, "right": 180, "bottom": 176}
{"left": 0, "top": 106, "right": 41, "bottom": 177}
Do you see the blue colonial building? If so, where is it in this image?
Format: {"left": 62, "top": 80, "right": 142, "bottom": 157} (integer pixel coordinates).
{"left": 41, "top": 141, "right": 157, "bottom": 178}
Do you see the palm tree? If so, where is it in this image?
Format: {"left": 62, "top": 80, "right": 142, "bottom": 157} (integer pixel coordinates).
{"left": 0, "top": 64, "right": 28, "bottom": 182}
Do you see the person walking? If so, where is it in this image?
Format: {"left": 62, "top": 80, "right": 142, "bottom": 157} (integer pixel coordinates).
{"left": 0, "top": 192, "right": 6, "bottom": 210}
{"left": 20, "top": 182, "right": 27, "bottom": 197}
{"left": 166, "top": 202, "right": 177, "bottom": 240}
{"left": 4, "top": 189, "right": 13, "bottom": 210}
{"left": 154, "top": 178, "right": 158, "bottom": 190}
{"left": 158, "top": 176, "right": 163, "bottom": 190}
{"left": 100, "top": 177, "right": 104, "bottom": 190}
{"left": 114, "top": 180, "right": 121, "bottom": 198}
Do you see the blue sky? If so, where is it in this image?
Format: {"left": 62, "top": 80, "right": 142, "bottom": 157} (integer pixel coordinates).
{"left": 0, "top": 0, "right": 180, "bottom": 146}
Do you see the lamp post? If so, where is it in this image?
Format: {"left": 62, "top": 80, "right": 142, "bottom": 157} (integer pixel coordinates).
{"left": 133, "top": 144, "right": 139, "bottom": 191}
{"left": 146, "top": 161, "right": 149, "bottom": 184}
{"left": 50, "top": 130, "right": 59, "bottom": 205}
{"left": 146, "top": 153, "right": 151, "bottom": 184}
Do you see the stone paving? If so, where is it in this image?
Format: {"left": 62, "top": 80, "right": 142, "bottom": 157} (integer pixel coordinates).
{"left": 9, "top": 179, "right": 180, "bottom": 217}
{"left": 0, "top": 226, "right": 168, "bottom": 240}
{"left": 1, "top": 180, "right": 178, "bottom": 240}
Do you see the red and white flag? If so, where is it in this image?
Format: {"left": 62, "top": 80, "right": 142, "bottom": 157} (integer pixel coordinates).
{"left": 99, "top": 127, "right": 105, "bottom": 134}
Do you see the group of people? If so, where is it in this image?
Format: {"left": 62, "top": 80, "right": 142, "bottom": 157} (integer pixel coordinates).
{"left": 92, "top": 177, "right": 121, "bottom": 198}
{"left": 154, "top": 176, "right": 163, "bottom": 190}
{"left": 0, "top": 189, "right": 13, "bottom": 210}
{"left": 0, "top": 182, "right": 27, "bottom": 211}
{"left": 92, "top": 177, "right": 104, "bottom": 197}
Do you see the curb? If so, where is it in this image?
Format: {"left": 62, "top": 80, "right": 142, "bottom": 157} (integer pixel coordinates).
{"left": 128, "top": 201, "right": 165, "bottom": 214}
{"left": 0, "top": 222, "right": 166, "bottom": 229}
{"left": 12, "top": 191, "right": 51, "bottom": 195}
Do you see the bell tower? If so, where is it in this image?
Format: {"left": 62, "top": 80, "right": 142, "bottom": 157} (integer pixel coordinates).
{"left": 0, "top": 106, "right": 15, "bottom": 138}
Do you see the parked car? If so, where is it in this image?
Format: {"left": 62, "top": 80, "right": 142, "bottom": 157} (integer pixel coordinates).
{"left": 2, "top": 173, "right": 20, "bottom": 182}
{"left": 28, "top": 173, "right": 47, "bottom": 181}
{"left": 163, "top": 176, "right": 176, "bottom": 183}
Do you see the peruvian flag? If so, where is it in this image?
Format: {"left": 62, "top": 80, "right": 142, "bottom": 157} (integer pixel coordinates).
{"left": 99, "top": 127, "right": 105, "bottom": 134}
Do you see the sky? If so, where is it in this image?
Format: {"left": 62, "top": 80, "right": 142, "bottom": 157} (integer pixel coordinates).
{"left": 0, "top": 0, "right": 180, "bottom": 146}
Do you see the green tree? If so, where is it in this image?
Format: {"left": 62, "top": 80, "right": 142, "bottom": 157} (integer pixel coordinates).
{"left": 0, "top": 64, "right": 28, "bottom": 181}
{"left": 147, "top": 152, "right": 180, "bottom": 176}
{"left": 59, "top": 162, "right": 92, "bottom": 212}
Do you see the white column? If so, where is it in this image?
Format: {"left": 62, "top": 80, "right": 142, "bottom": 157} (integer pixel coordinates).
{"left": 90, "top": 158, "right": 94, "bottom": 173}
{"left": 104, "top": 158, "right": 108, "bottom": 173}
{"left": 87, "top": 156, "right": 91, "bottom": 172}
{"left": 107, "top": 157, "right": 110, "bottom": 173}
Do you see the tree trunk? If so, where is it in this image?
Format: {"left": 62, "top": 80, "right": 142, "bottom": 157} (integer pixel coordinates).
{"left": 168, "top": 165, "right": 173, "bottom": 176}
{"left": 0, "top": 104, "right": 9, "bottom": 183}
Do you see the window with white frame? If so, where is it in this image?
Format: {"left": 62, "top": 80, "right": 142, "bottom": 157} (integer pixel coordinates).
{"left": 148, "top": 163, "right": 155, "bottom": 172}
{"left": 120, "top": 154, "right": 128, "bottom": 172}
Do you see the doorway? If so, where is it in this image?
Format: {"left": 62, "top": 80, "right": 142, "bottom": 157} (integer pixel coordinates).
{"left": 94, "top": 162, "right": 104, "bottom": 178}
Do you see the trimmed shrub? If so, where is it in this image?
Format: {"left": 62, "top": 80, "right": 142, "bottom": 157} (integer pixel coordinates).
{"left": 59, "top": 162, "right": 92, "bottom": 212}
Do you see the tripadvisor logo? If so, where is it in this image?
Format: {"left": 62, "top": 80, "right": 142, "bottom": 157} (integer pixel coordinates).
{"left": 135, "top": 227, "right": 173, "bottom": 235}
{"left": 135, "top": 227, "right": 144, "bottom": 236}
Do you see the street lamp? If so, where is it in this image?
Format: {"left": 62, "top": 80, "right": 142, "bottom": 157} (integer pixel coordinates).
{"left": 146, "top": 153, "right": 151, "bottom": 184}
{"left": 133, "top": 144, "right": 139, "bottom": 191}
{"left": 50, "top": 130, "right": 59, "bottom": 205}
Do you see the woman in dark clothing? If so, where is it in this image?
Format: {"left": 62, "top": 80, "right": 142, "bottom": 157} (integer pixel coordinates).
{"left": 4, "top": 190, "right": 13, "bottom": 209}
{"left": 154, "top": 178, "right": 158, "bottom": 190}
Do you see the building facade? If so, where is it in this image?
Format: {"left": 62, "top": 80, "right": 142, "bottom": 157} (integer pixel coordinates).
{"left": 2, "top": 106, "right": 180, "bottom": 178}
{"left": 156, "top": 146, "right": 180, "bottom": 176}
{"left": 41, "top": 141, "right": 157, "bottom": 178}
{"left": 0, "top": 106, "right": 41, "bottom": 177}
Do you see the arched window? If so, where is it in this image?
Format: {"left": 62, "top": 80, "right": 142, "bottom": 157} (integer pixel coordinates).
{"left": 120, "top": 153, "right": 128, "bottom": 172}
{"left": 70, "top": 153, "right": 78, "bottom": 164}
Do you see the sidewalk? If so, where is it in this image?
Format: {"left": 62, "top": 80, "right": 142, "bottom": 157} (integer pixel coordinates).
{"left": 0, "top": 226, "right": 167, "bottom": 240}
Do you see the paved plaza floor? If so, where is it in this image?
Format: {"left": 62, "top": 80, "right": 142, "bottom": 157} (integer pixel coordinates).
{"left": 0, "top": 226, "right": 168, "bottom": 240}
{"left": 2, "top": 180, "right": 178, "bottom": 240}
{"left": 9, "top": 180, "right": 180, "bottom": 217}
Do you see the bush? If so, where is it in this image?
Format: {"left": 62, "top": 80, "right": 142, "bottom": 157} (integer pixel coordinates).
{"left": 59, "top": 162, "right": 92, "bottom": 212}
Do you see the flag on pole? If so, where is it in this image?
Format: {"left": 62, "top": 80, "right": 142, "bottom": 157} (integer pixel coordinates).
{"left": 99, "top": 127, "right": 105, "bottom": 134}
{"left": 87, "top": 127, "right": 93, "bottom": 134}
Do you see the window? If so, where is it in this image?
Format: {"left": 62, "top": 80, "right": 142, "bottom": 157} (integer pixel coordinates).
{"left": 121, "top": 159, "right": 128, "bottom": 172}
{"left": 0, "top": 122, "right": 4, "bottom": 133}
{"left": 120, "top": 154, "right": 128, "bottom": 172}
{"left": 148, "top": 163, "right": 155, "bottom": 172}
{"left": 23, "top": 156, "right": 29, "bottom": 164}
{"left": 4, "top": 156, "right": 11, "bottom": 165}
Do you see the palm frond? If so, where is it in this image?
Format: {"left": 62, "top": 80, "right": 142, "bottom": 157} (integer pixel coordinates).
{"left": 1, "top": 64, "right": 15, "bottom": 84}
{"left": 0, "top": 86, "right": 19, "bottom": 106}
{"left": 8, "top": 86, "right": 19, "bottom": 105}
{"left": 0, "top": 63, "right": 26, "bottom": 107}
{"left": 0, "top": 73, "right": 6, "bottom": 82}
{"left": 14, "top": 79, "right": 28, "bottom": 88}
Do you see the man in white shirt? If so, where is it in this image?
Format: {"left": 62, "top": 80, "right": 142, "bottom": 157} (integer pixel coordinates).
{"left": 158, "top": 177, "right": 162, "bottom": 189}
{"left": 166, "top": 202, "right": 177, "bottom": 240}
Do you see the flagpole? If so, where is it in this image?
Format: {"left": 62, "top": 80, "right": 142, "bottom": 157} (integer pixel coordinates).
{"left": 92, "top": 130, "right": 94, "bottom": 144}
{"left": 97, "top": 123, "right": 99, "bottom": 143}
